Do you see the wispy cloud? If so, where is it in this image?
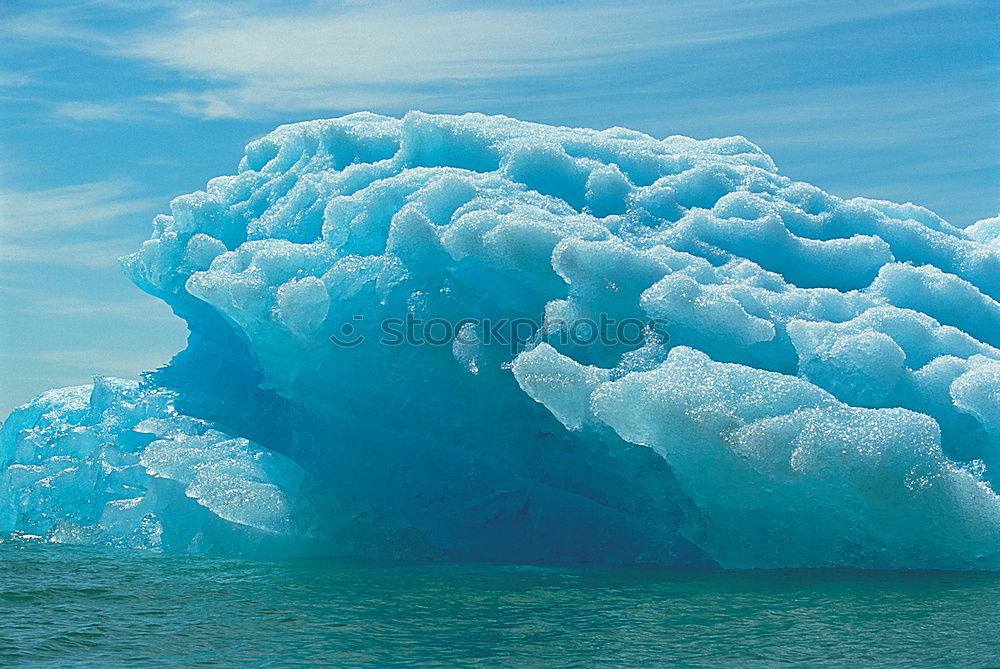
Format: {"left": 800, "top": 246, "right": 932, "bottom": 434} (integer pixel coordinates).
{"left": 0, "top": 3, "right": 119, "bottom": 50}
{"left": 0, "top": 179, "right": 163, "bottom": 268}
{"left": 0, "top": 179, "right": 159, "bottom": 235}
{"left": 0, "top": 71, "right": 33, "bottom": 88}
{"left": 0, "top": 283, "right": 178, "bottom": 324}
{"left": 2, "top": 0, "right": 964, "bottom": 121}
{"left": 0, "top": 237, "right": 143, "bottom": 269}
{"left": 50, "top": 100, "right": 153, "bottom": 123}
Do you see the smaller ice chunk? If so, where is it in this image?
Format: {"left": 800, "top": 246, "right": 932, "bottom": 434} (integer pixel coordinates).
{"left": 516, "top": 344, "right": 1000, "bottom": 569}
{"left": 0, "top": 377, "right": 428, "bottom": 557}
{"left": 513, "top": 343, "right": 610, "bottom": 430}
{"left": 966, "top": 216, "right": 1000, "bottom": 245}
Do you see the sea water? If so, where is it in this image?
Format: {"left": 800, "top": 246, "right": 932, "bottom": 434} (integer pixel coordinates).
{"left": 2, "top": 543, "right": 998, "bottom": 667}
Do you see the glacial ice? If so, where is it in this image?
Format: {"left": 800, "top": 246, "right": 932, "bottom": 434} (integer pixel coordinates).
{"left": 2, "top": 112, "right": 998, "bottom": 568}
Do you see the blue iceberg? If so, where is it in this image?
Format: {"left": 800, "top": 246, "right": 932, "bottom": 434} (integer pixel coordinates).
{"left": 3, "top": 112, "right": 999, "bottom": 568}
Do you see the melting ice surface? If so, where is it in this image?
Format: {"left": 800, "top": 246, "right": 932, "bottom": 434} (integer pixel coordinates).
{"left": 3, "top": 112, "right": 999, "bottom": 569}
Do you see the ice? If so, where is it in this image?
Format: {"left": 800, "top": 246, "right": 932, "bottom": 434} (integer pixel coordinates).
{"left": 518, "top": 344, "right": 1000, "bottom": 569}
{"left": 967, "top": 215, "right": 1000, "bottom": 245}
{"left": 2, "top": 112, "right": 998, "bottom": 567}
{"left": 0, "top": 377, "right": 430, "bottom": 557}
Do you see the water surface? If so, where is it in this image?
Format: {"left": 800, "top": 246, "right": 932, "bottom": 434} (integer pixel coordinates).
{"left": 2, "top": 544, "right": 998, "bottom": 667}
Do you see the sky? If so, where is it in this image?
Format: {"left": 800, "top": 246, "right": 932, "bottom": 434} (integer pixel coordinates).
{"left": 0, "top": 0, "right": 997, "bottom": 416}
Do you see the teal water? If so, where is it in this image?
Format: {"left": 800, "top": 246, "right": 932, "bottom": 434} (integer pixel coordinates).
{"left": 2, "top": 544, "right": 999, "bottom": 668}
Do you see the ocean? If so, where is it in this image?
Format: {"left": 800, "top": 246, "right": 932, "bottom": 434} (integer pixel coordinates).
{"left": 2, "top": 543, "right": 998, "bottom": 667}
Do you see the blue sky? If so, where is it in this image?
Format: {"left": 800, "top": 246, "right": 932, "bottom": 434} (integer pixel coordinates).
{"left": 1, "top": 0, "right": 997, "bottom": 415}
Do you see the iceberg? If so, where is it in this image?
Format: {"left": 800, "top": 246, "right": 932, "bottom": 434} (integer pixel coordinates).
{"left": 3, "top": 112, "right": 998, "bottom": 568}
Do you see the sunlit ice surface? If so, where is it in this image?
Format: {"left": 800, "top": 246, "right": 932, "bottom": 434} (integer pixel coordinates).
{"left": 2, "top": 112, "right": 998, "bottom": 569}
